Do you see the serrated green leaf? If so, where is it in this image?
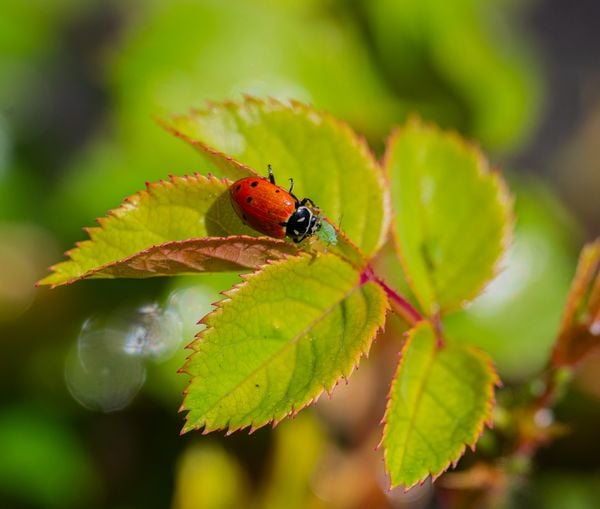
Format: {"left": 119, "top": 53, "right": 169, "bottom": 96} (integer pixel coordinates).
{"left": 181, "top": 253, "right": 389, "bottom": 433}
{"left": 382, "top": 321, "right": 497, "bottom": 489}
{"left": 47, "top": 237, "right": 299, "bottom": 285}
{"left": 164, "top": 97, "right": 390, "bottom": 258}
{"left": 386, "top": 119, "right": 512, "bottom": 315}
{"left": 39, "top": 174, "right": 276, "bottom": 287}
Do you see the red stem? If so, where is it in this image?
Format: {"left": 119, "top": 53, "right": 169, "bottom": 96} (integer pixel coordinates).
{"left": 361, "top": 266, "right": 423, "bottom": 327}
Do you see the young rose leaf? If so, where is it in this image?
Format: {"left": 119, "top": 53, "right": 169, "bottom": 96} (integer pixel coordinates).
{"left": 38, "top": 174, "right": 281, "bottom": 287}
{"left": 164, "top": 97, "right": 390, "bottom": 258}
{"left": 49, "top": 237, "right": 299, "bottom": 284}
{"left": 382, "top": 321, "right": 498, "bottom": 489}
{"left": 385, "top": 119, "right": 512, "bottom": 315}
{"left": 552, "top": 238, "right": 600, "bottom": 367}
{"left": 181, "top": 252, "right": 389, "bottom": 433}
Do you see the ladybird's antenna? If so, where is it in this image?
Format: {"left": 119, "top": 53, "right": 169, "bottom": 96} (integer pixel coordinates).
{"left": 288, "top": 178, "right": 300, "bottom": 205}
{"left": 267, "top": 164, "right": 275, "bottom": 184}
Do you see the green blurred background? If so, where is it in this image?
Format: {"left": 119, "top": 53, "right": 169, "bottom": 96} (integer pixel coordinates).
{"left": 1, "top": 0, "right": 599, "bottom": 508}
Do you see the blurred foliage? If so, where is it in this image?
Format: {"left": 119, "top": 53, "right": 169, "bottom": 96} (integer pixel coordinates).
{"left": 365, "top": 0, "right": 542, "bottom": 151}
{"left": 0, "top": 223, "right": 57, "bottom": 322}
{"left": 49, "top": 0, "right": 400, "bottom": 237}
{"left": 550, "top": 97, "right": 600, "bottom": 235}
{"left": 535, "top": 472, "right": 600, "bottom": 509}
{"left": 47, "top": 0, "right": 543, "bottom": 237}
{"left": 0, "top": 0, "right": 80, "bottom": 102}
{"left": 0, "top": 405, "right": 96, "bottom": 507}
{"left": 255, "top": 414, "right": 325, "bottom": 509}
{"left": 172, "top": 443, "right": 250, "bottom": 509}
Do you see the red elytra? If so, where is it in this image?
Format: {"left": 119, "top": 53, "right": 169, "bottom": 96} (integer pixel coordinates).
{"left": 229, "top": 166, "right": 322, "bottom": 242}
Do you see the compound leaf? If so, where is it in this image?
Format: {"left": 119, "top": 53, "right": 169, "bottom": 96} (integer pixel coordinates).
{"left": 382, "top": 321, "right": 497, "bottom": 489}
{"left": 385, "top": 119, "right": 512, "bottom": 315}
{"left": 164, "top": 97, "right": 390, "bottom": 258}
{"left": 181, "top": 252, "right": 389, "bottom": 433}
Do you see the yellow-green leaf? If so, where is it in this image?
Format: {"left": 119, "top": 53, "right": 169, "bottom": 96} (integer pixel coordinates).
{"left": 382, "top": 321, "right": 498, "bottom": 489}
{"left": 47, "top": 237, "right": 299, "bottom": 285}
{"left": 385, "top": 119, "right": 512, "bottom": 315}
{"left": 38, "top": 174, "right": 276, "bottom": 287}
{"left": 181, "top": 253, "right": 389, "bottom": 433}
{"left": 164, "top": 97, "right": 390, "bottom": 258}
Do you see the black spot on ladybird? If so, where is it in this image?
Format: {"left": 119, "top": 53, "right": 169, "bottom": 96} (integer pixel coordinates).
{"left": 250, "top": 181, "right": 259, "bottom": 187}
{"left": 236, "top": 184, "right": 241, "bottom": 191}
{"left": 246, "top": 196, "right": 253, "bottom": 203}
{"left": 275, "top": 189, "right": 280, "bottom": 193}
{"left": 242, "top": 214, "right": 247, "bottom": 220}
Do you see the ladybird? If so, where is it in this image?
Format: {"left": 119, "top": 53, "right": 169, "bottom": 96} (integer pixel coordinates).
{"left": 230, "top": 165, "right": 322, "bottom": 243}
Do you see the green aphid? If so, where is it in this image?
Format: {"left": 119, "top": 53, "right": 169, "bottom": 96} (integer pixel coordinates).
{"left": 316, "top": 219, "right": 338, "bottom": 245}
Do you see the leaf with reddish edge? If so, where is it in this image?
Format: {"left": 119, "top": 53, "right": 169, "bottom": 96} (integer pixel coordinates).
{"left": 180, "top": 252, "right": 389, "bottom": 434}
{"left": 43, "top": 237, "right": 300, "bottom": 287}
{"left": 163, "top": 97, "right": 390, "bottom": 258}
{"left": 160, "top": 111, "right": 259, "bottom": 182}
{"left": 552, "top": 238, "right": 600, "bottom": 367}
{"left": 382, "top": 321, "right": 498, "bottom": 489}
{"left": 38, "top": 174, "right": 267, "bottom": 287}
{"left": 385, "top": 118, "right": 512, "bottom": 316}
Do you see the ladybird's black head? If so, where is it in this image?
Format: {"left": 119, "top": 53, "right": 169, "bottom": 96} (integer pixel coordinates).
{"left": 286, "top": 206, "right": 321, "bottom": 242}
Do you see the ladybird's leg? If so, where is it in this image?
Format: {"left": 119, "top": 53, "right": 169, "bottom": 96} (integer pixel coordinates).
{"left": 267, "top": 164, "right": 276, "bottom": 184}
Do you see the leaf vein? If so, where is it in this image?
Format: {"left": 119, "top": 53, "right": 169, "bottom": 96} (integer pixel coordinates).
{"left": 195, "top": 279, "right": 364, "bottom": 423}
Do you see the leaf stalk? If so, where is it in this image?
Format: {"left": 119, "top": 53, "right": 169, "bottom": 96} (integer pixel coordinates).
{"left": 361, "top": 266, "right": 423, "bottom": 327}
